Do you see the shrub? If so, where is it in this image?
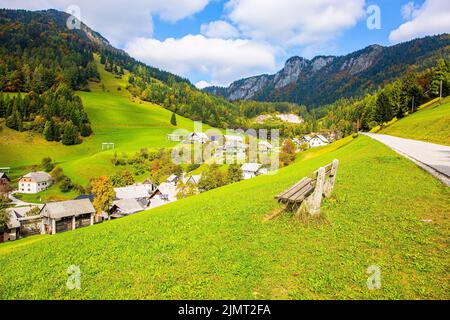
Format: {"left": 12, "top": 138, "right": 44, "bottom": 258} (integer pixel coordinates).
{"left": 50, "top": 167, "right": 65, "bottom": 183}
{"left": 60, "top": 177, "right": 74, "bottom": 193}
{"left": 41, "top": 157, "right": 54, "bottom": 172}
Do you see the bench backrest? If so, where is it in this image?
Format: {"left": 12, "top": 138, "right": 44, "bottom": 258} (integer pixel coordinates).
{"left": 276, "top": 159, "right": 339, "bottom": 203}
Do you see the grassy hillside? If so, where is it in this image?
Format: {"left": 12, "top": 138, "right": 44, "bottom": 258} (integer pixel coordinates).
{"left": 380, "top": 97, "right": 450, "bottom": 145}
{"left": 0, "top": 136, "right": 448, "bottom": 299}
{"left": 0, "top": 58, "right": 210, "bottom": 188}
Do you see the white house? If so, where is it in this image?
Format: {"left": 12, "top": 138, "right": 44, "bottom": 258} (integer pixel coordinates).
{"left": 186, "top": 132, "right": 209, "bottom": 144}
{"left": 224, "top": 135, "right": 244, "bottom": 144}
{"left": 308, "top": 135, "right": 330, "bottom": 147}
{"left": 149, "top": 183, "right": 178, "bottom": 209}
{"left": 258, "top": 140, "right": 273, "bottom": 153}
{"left": 19, "top": 172, "right": 52, "bottom": 194}
{"left": 167, "top": 133, "right": 186, "bottom": 142}
{"left": 241, "top": 163, "right": 264, "bottom": 180}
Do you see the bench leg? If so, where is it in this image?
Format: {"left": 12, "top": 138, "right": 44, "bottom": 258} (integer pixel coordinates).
{"left": 296, "top": 167, "right": 326, "bottom": 217}
{"left": 324, "top": 159, "right": 339, "bottom": 198}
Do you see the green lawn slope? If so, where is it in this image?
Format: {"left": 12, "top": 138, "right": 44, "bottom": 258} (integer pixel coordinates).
{"left": 0, "top": 136, "right": 448, "bottom": 299}
{"left": 380, "top": 97, "right": 450, "bottom": 146}
{"left": 0, "top": 57, "right": 210, "bottom": 187}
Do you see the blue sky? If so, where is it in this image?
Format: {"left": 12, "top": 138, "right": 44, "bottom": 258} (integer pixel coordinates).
{"left": 2, "top": 0, "right": 448, "bottom": 87}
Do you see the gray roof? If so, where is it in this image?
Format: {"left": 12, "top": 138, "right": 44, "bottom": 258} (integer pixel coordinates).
{"left": 187, "top": 132, "right": 209, "bottom": 140}
{"left": 183, "top": 175, "right": 201, "bottom": 185}
{"left": 241, "top": 163, "right": 263, "bottom": 173}
{"left": 41, "top": 199, "right": 95, "bottom": 219}
{"left": 111, "top": 199, "right": 144, "bottom": 215}
{"left": 22, "top": 171, "right": 52, "bottom": 183}
{"left": 114, "top": 185, "right": 150, "bottom": 200}
{"left": 5, "top": 208, "right": 21, "bottom": 229}
{"left": 314, "top": 135, "right": 330, "bottom": 143}
{"left": 166, "top": 175, "right": 179, "bottom": 183}
{"left": 0, "top": 172, "right": 10, "bottom": 181}
{"left": 151, "top": 183, "right": 177, "bottom": 201}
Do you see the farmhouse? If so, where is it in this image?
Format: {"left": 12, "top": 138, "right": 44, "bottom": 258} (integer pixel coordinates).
{"left": 241, "top": 163, "right": 264, "bottom": 180}
{"left": 19, "top": 172, "right": 52, "bottom": 194}
{"left": 1, "top": 206, "right": 43, "bottom": 242}
{"left": 308, "top": 135, "right": 330, "bottom": 147}
{"left": 0, "top": 172, "right": 11, "bottom": 194}
{"left": 40, "top": 199, "right": 96, "bottom": 235}
{"left": 109, "top": 198, "right": 145, "bottom": 219}
{"left": 0, "top": 209, "right": 21, "bottom": 242}
{"left": 167, "top": 133, "right": 186, "bottom": 142}
{"left": 186, "top": 132, "right": 209, "bottom": 144}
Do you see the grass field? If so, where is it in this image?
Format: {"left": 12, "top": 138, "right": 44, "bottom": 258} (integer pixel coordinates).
{"left": 0, "top": 135, "right": 448, "bottom": 299}
{"left": 0, "top": 57, "right": 210, "bottom": 188}
{"left": 379, "top": 97, "right": 450, "bottom": 145}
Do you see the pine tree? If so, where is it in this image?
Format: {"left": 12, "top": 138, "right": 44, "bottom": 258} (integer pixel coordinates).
{"left": 170, "top": 112, "right": 177, "bottom": 126}
{"left": 43, "top": 120, "right": 55, "bottom": 141}
{"left": 61, "top": 121, "right": 81, "bottom": 145}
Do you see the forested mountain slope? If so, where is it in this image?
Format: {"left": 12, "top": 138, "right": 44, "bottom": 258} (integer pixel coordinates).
{"left": 205, "top": 34, "right": 450, "bottom": 107}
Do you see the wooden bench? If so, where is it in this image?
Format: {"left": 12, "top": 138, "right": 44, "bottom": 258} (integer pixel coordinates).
{"left": 275, "top": 159, "right": 339, "bottom": 217}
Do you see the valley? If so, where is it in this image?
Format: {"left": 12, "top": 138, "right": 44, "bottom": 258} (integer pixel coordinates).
{"left": 0, "top": 7, "right": 448, "bottom": 303}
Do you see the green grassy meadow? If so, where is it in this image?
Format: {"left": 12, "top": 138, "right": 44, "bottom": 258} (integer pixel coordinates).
{"left": 0, "top": 58, "right": 210, "bottom": 187}
{"left": 380, "top": 97, "right": 450, "bottom": 145}
{"left": 0, "top": 135, "right": 448, "bottom": 299}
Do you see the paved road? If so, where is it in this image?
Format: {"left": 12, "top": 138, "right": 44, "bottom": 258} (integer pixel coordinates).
{"left": 8, "top": 192, "right": 42, "bottom": 207}
{"left": 362, "top": 133, "right": 450, "bottom": 186}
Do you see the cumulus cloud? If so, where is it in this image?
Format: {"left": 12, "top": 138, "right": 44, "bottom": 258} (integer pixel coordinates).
{"left": 0, "top": 0, "right": 210, "bottom": 45}
{"left": 195, "top": 80, "right": 212, "bottom": 89}
{"left": 125, "top": 34, "right": 277, "bottom": 86}
{"left": 225, "top": 0, "right": 366, "bottom": 47}
{"left": 201, "top": 20, "right": 240, "bottom": 39}
{"left": 390, "top": 0, "right": 450, "bottom": 43}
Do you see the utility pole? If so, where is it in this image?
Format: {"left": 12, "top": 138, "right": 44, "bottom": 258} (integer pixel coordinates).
{"left": 411, "top": 96, "right": 415, "bottom": 113}
{"left": 440, "top": 80, "right": 443, "bottom": 103}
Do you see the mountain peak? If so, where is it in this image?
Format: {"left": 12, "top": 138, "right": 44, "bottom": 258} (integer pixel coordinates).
{"left": 204, "top": 34, "right": 449, "bottom": 106}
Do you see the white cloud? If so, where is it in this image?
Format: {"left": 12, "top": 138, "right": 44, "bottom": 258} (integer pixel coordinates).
{"left": 401, "top": 2, "right": 419, "bottom": 20}
{"left": 225, "top": 0, "right": 366, "bottom": 47}
{"left": 125, "top": 34, "right": 277, "bottom": 86}
{"left": 390, "top": 0, "right": 450, "bottom": 43}
{"left": 195, "top": 80, "right": 212, "bottom": 89}
{"left": 201, "top": 20, "right": 240, "bottom": 39}
{"left": 0, "top": 0, "right": 210, "bottom": 45}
